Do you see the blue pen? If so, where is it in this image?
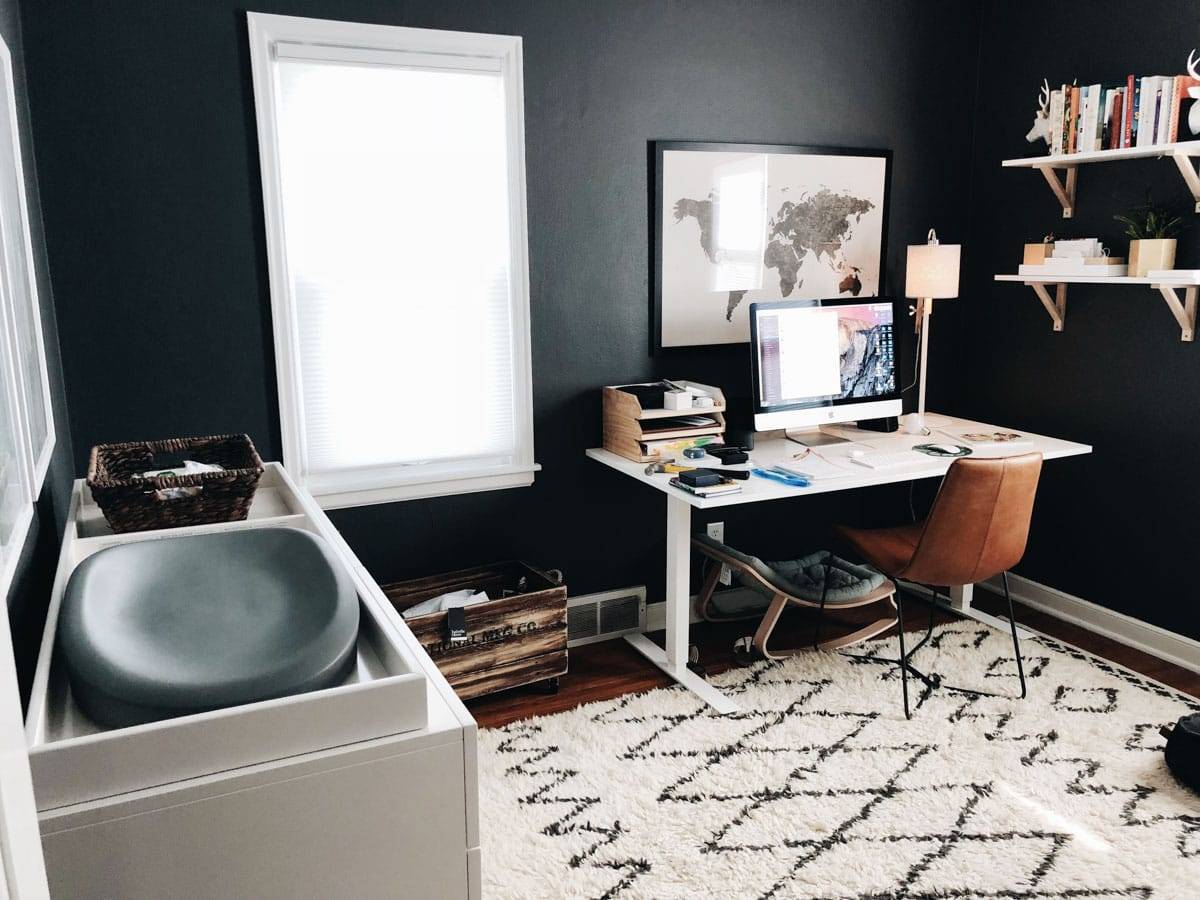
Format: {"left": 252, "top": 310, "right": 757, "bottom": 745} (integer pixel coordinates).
{"left": 751, "top": 466, "right": 811, "bottom": 487}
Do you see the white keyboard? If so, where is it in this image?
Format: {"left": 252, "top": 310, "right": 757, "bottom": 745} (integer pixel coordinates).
{"left": 847, "top": 449, "right": 925, "bottom": 470}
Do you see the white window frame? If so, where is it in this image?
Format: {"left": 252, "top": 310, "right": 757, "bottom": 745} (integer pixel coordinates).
{"left": 0, "top": 35, "right": 54, "bottom": 496}
{"left": 0, "top": 33, "right": 56, "bottom": 601}
{"left": 247, "top": 13, "right": 537, "bottom": 509}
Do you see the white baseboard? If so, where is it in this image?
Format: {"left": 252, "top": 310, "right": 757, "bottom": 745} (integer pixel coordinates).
{"left": 645, "top": 587, "right": 760, "bottom": 633}
{"left": 645, "top": 575, "right": 1200, "bottom": 677}
{"left": 977, "top": 572, "right": 1200, "bottom": 675}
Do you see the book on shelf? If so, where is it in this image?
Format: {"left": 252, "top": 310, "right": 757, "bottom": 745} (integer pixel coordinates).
{"left": 1049, "top": 87, "right": 1065, "bottom": 155}
{"left": 1066, "top": 84, "right": 1080, "bottom": 153}
{"left": 1152, "top": 78, "right": 1163, "bottom": 145}
{"left": 1104, "top": 87, "right": 1124, "bottom": 150}
{"left": 1077, "top": 84, "right": 1093, "bottom": 152}
{"left": 1123, "top": 75, "right": 1134, "bottom": 147}
{"left": 1131, "top": 75, "right": 1142, "bottom": 146}
{"left": 1043, "top": 71, "right": 1195, "bottom": 155}
{"left": 1169, "top": 75, "right": 1200, "bottom": 143}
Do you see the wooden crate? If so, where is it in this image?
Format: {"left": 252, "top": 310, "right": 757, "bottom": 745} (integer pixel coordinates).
{"left": 382, "top": 562, "right": 567, "bottom": 700}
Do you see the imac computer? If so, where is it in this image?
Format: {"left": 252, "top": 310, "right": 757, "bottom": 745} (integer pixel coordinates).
{"left": 749, "top": 297, "right": 901, "bottom": 442}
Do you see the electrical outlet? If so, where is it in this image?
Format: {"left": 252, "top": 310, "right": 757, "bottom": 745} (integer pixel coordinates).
{"left": 706, "top": 522, "right": 732, "bottom": 585}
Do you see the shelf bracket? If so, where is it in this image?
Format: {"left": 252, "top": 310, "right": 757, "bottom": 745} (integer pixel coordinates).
{"left": 1155, "top": 283, "right": 1197, "bottom": 341}
{"left": 1036, "top": 164, "right": 1077, "bottom": 218}
{"left": 1170, "top": 150, "right": 1200, "bottom": 213}
{"left": 1027, "top": 282, "right": 1066, "bottom": 332}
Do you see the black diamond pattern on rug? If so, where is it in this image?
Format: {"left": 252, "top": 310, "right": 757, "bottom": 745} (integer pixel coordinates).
{"left": 481, "top": 627, "right": 1200, "bottom": 899}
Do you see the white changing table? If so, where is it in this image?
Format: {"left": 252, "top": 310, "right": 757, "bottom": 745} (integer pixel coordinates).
{"left": 26, "top": 463, "right": 481, "bottom": 899}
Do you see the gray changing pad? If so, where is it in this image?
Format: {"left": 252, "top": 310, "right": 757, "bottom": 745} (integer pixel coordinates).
{"left": 58, "top": 527, "right": 360, "bottom": 729}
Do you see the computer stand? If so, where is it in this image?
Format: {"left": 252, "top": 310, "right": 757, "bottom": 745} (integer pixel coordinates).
{"left": 784, "top": 427, "right": 852, "bottom": 448}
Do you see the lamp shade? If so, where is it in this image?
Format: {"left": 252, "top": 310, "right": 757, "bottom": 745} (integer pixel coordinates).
{"left": 905, "top": 231, "right": 961, "bottom": 299}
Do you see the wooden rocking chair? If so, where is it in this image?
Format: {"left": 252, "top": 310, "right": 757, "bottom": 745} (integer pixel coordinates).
{"left": 692, "top": 534, "right": 899, "bottom": 659}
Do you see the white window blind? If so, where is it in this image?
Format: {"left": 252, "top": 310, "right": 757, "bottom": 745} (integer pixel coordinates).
{"left": 248, "top": 15, "right": 536, "bottom": 507}
{"left": 0, "top": 36, "right": 52, "bottom": 494}
{"left": 0, "top": 34, "right": 52, "bottom": 599}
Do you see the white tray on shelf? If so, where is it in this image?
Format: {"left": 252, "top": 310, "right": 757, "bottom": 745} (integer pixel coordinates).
{"left": 1018, "top": 261, "right": 1128, "bottom": 277}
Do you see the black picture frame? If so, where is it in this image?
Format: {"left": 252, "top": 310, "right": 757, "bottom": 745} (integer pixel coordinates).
{"left": 651, "top": 140, "right": 892, "bottom": 354}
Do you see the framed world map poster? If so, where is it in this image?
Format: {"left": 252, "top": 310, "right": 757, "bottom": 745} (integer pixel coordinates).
{"left": 652, "top": 141, "right": 891, "bottom": 351}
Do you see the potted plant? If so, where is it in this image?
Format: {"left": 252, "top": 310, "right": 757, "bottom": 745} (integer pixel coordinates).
{"left": 1114, "top": 198, "right": 1189, "bottom": 277}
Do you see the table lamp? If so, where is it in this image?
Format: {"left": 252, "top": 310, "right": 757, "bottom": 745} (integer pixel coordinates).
{"left": 903, "top": 228, "right": 960, "bottom": 435}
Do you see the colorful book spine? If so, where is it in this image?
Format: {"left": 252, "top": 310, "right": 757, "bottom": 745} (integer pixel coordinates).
{"left": 1101, "top": 88, "right": 1114, "bottom": 150}
{"left": 1108, "top": 89, "right": 1123, "bottom": 149}
{"left": 1067, "top": 85, "right": 1080, "bottom": 153}
{"left": 1152, "top": 84, "right": 1164, "bottom": 144}
{"left": 1178, "top": 76, "right": 1200, "bottom": 144}
{"left": 1123, "top": 75, "right": 1135, "bottom": 147}
{"left": 1077, "top": 85, "right": 1089, "bottom": 151}
{"left": 1168, "top": 76, "right": 1199, "bottom": 144}
{"left": 1132, "top": 77, "right": 1143, "bottom": 145}
{"left": 1136, "top": 76, "right": 1157, "bottom": 147}
{"left": 1085, "top": 84, "right": 1102, "bottom": 151}
{"left": 1062, "top": 84, "right": 1075, "bottom": 152}
{"left": 1049, "top": 89, "right": 1065, "bottom": 155}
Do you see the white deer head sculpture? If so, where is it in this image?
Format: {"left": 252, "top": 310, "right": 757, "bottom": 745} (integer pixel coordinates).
{"left": 1188, "top": 50, "right": 1200, "bottom": 136}
{"left": 1025, "top": 78, "right": 1052, "bottom": 145}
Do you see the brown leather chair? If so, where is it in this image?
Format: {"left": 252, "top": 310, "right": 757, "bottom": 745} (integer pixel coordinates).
{"left": 834, "top": 453, "right": 1043, "bottom": 718}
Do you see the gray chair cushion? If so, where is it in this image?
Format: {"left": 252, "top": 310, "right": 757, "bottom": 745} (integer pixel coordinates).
{"left": 693, "top": 533, "right": 885, "bottom": 604}
{"left": 58, "top": 527, "right": 360, "bottom": 729}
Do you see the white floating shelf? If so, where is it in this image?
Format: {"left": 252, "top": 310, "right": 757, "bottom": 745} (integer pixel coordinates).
{"left": 995, "top": 273, "right": 1200, "bottom": 286}
{"left": 1002, "top": 140, "right": 1200, "bottom": 168}
{"left": 994, "top": 273, "right": 1200, "bottom": 341}
{"left": 1002, "top": 141, "right": 1200, "bottom": 217}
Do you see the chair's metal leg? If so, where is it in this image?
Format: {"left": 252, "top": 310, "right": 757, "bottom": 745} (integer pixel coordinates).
{"left": 812, "top": 551, "right": 833, "bottom": 650}
{"left": 895, "top": 589, "right": 911, "bottom": 719}
{"left": 1003, "top": 571, "right": 1027, "bottom": 700}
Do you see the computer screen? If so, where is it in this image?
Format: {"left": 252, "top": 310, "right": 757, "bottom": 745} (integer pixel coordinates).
{"left": 750, "top": 298, "right": 900, "bottom": 430}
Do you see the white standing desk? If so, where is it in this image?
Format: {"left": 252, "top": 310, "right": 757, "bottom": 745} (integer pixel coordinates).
{"left": 586, "top": 414, "right": 1091, "bottom": 713}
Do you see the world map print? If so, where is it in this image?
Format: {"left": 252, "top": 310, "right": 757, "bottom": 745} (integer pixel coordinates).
{"left": 674, "top": 188, "right": 875, "bottom": 321}
{"left": 657, "top": 148, "right": 887, "bottom": 348}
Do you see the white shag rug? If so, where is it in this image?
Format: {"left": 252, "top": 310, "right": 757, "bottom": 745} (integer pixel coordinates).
{"left": 479, "top": 623, "right": 1200, "bottom": 899}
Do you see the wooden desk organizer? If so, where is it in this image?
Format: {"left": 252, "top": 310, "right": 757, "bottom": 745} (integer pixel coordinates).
{"left": 602, "top": 380, "right": 726, "bottom": 462}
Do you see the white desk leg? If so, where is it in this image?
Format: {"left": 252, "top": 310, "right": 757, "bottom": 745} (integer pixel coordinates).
{"left": 948, "top": 583, "right": 973, "bottom": 612}
{"left": 624, "top": 494, "right": 740, "bottom": 714}
{"left": 938, "top": 582, "right": 1032, "bottom": 639}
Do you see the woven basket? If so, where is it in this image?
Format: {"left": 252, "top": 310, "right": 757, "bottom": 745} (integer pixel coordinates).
{"left": 87, "top": 434, "right": 265, "bottom": 534}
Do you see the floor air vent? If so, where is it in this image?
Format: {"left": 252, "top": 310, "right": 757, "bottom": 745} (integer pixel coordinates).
{"left": 567, "top": 587, "right": 647, "bottom": 647}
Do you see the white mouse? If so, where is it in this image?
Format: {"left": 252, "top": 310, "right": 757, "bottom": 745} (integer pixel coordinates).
{"left": 930, "top": 444, "right": 961, "bottom": 454}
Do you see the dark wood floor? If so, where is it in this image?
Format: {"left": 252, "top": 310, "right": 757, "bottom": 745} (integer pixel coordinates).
{"left": 467, "top": 591, "right": 1200, "bottom": 729}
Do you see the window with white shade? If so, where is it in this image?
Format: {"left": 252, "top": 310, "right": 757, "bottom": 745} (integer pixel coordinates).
{"left": 248, "top": 14, "right": 536, "bottom": 507}
{"left": 0, "top": 34, "right": 55, "bottom": 597}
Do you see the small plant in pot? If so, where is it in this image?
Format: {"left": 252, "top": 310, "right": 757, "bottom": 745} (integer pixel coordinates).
{"left": 1115, "top": 198, "right": 1189, "bottom": 277}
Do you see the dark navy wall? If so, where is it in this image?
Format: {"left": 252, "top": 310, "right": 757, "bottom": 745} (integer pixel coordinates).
{"left": 17, "top": 1, "right": 981, "bottom": 608}
{"left": 959, "top": 0, "right": 1200, "bottom": 636}
{"left": 0, "top": 0, "right": 74, "bottom": 704}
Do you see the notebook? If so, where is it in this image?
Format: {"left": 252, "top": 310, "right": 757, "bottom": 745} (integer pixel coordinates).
{"left": 669, "top": 477, "right": 742, "bottom": 498}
